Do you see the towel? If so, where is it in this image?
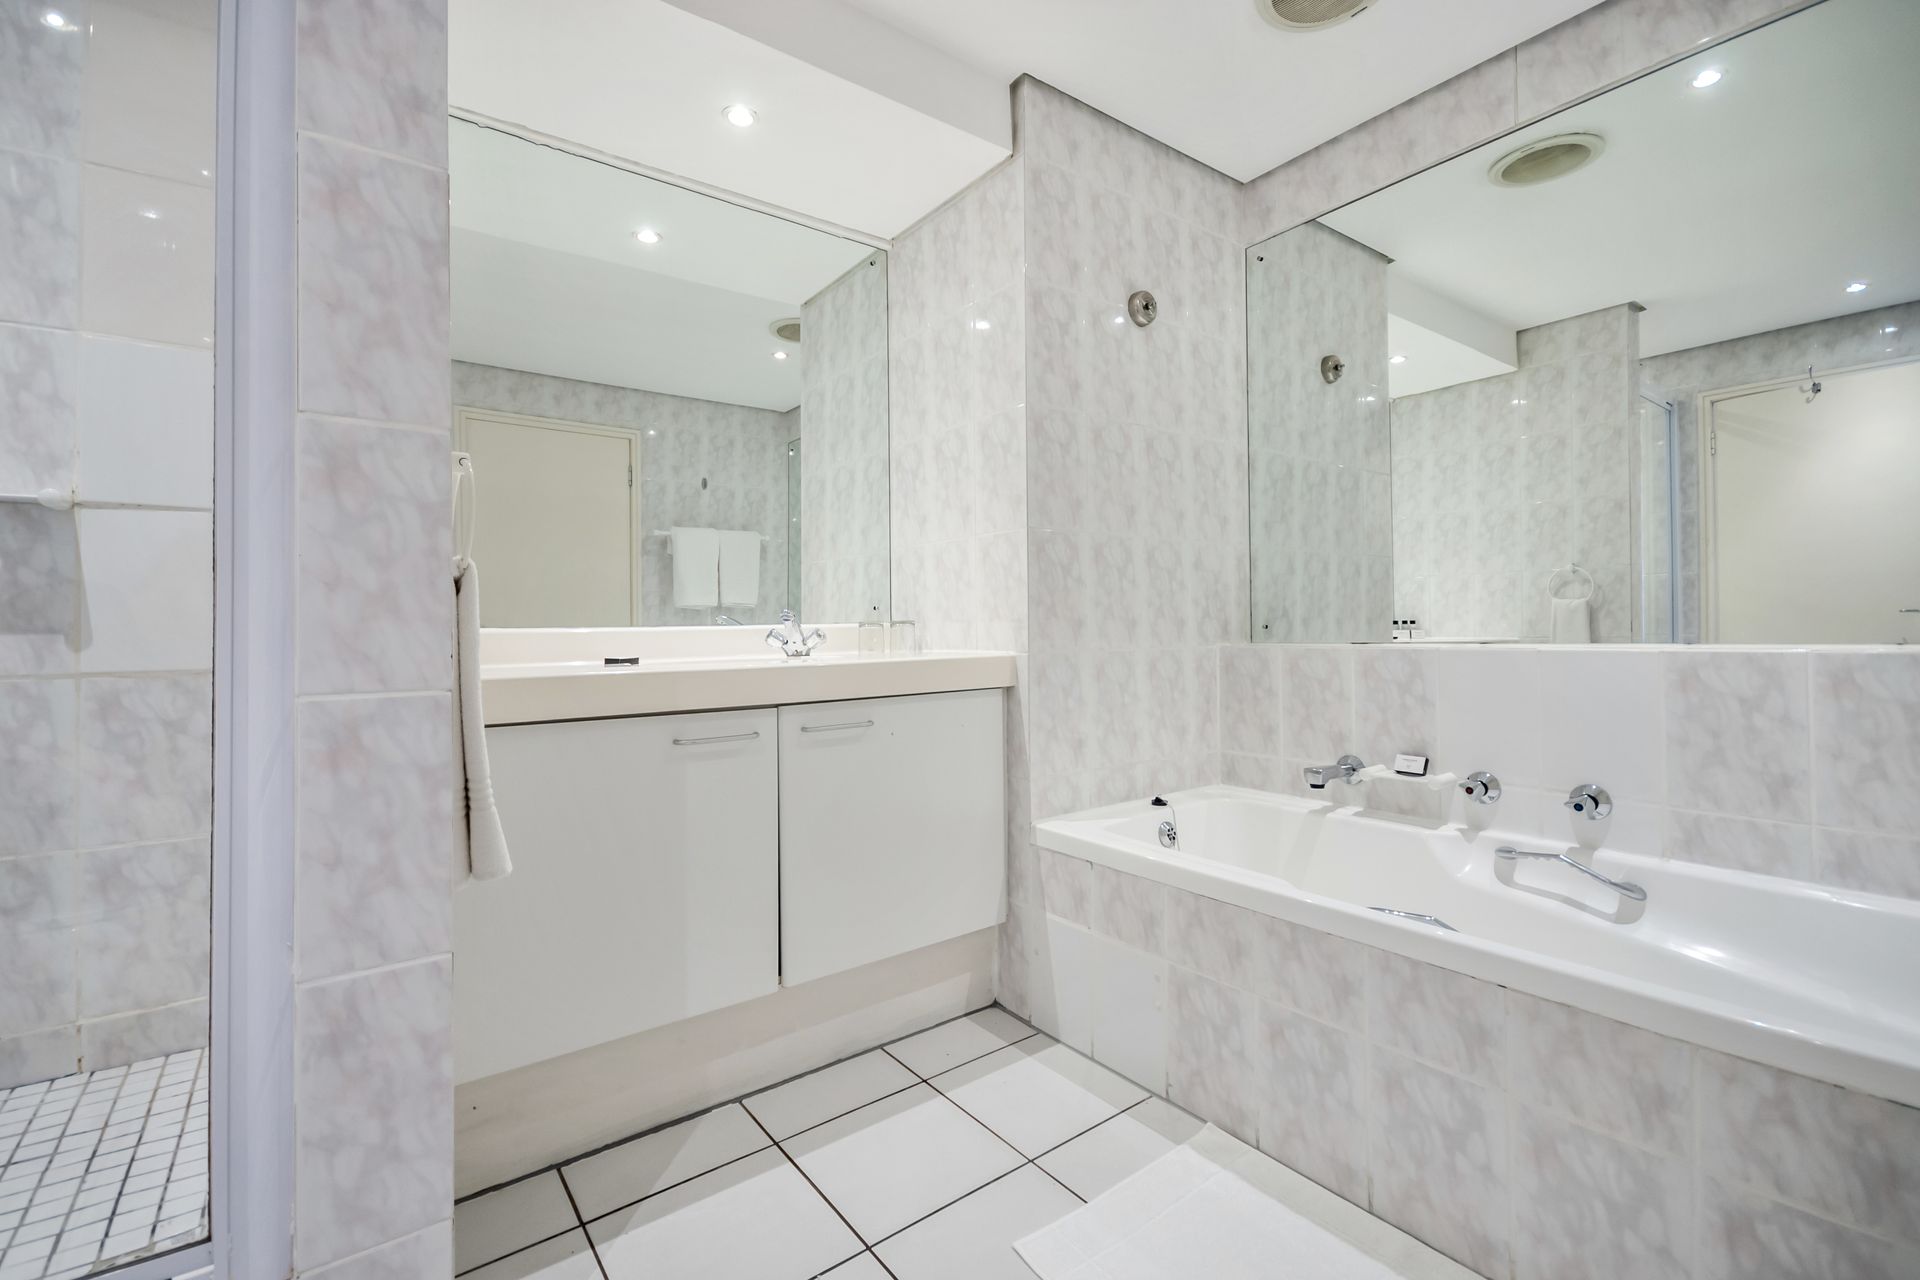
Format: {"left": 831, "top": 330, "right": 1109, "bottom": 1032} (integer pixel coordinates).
{"left": 718, "top": 530, "right": 760, "bottom": 607}
{"left": 1550, "top": 594, "right": 1592, "bottom": 644}
{"left": 454, "top": 561, "right": 511, "bottom": 883}
{"left": 671, "top": 526, "right": 719, "bottom": 608}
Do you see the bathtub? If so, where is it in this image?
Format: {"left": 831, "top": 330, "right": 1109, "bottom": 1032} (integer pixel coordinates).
{"left": 1036, "top": 785, "right": 1920, "bottom": 1108}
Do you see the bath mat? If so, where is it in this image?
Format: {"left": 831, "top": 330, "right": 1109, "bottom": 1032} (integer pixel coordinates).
{"left": 1015, "top": 1125, "right": 1475, "bottom": 1280}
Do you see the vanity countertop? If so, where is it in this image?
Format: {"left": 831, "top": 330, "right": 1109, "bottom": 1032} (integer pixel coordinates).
{"left": 481, "top": 650, "right": 1017, "bottom": 725}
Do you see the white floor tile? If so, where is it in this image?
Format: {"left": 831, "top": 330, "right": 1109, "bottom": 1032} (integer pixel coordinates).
{"left": 745, "top": 1051, "right": 919, "bottom": 1141}
{"left": 876, "top": 1166, "right": 1082, "bottom": 1280}
{"left": 461, "top": 1229, "right": 602, "bottom": 1280}
{"left": 1035, "top": 1099, "right": 1205, "bottom": 1200}
{"left": 562, "top": 1104, "right": 769, "bottom": 1222}
{"left": 887, "top": 1009, "right": 1036, "bottom": 1078}
{"left": 932, "top": 1040, "right": 1147, "bottom": 1158}
{"left": 454, "top": 1172, "right": 578, "bottom": 1274}
{"left": 588, "top": 1147, "right": 862, "bottom": 1280}
{"left": 784, "top": 1084, "right": 1023, "bottom": 1243}
{"left": 819, "top": 1253, "right": 892, "bottom": 1279}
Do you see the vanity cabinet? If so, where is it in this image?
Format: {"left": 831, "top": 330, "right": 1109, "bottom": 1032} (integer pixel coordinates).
{"left": 778, "top": 690, "right": 1006, "bottom": 985}
{"left": 453, "top": 708, "right": 780, "bottom": 1082}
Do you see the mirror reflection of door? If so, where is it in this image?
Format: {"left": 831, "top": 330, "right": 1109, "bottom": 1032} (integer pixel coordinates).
{"left": 457, "top": 409, "right": 639, "bottom": 626}
{"left": 1705, "top": 360, "right": 1920, "bottom": 643}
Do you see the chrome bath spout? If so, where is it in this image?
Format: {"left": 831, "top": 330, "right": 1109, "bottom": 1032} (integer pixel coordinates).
{"left": 1496, "top": 845, "right": 1647, "bottom": 903}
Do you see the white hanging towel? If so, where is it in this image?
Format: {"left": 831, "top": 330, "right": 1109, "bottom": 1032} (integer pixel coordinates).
{"left": 718, "top": 530, "right": 761, "bottom": 607}
{"left": 1550, "top": 595, "right": 1593, "bottom": 644}
{"left": 453, "top": 561, "right": 511, "bottom": 882}
{"left": 670, "top": 526, "right": 720, "bottom": 607}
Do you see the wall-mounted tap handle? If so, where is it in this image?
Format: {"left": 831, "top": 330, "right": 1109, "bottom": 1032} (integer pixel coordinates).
{"left": 1564, "top": 783, "right": 1612, "bottom": 819}
{"left": 1460, "top": 771, "right": 1502, "bottom": 804}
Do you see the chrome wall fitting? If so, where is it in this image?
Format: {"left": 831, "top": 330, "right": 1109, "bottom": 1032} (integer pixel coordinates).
{"left": 1128, "top": 290, "right": 1157, "bottom": 326}
{"left": 1460, "top": 771, "right": 1502, "bottom": 804}
{"left": 1320, "top": 354, "right": 1345, "bottom": 383}
{"left": 1564, "top": 783, "right": 1613, "bottom": 819}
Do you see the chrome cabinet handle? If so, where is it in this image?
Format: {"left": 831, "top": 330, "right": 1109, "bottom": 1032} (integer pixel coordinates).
{"left": 671, "top": 731, "right": 760, "bottom": 746}
{"left": 799, "top": 719, "right": 875, "bottom": 734}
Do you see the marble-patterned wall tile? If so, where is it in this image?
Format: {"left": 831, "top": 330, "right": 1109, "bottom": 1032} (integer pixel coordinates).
{"left": 302, "top": 1222, "right": 452, "bottom": 1280}
{"left": 75, "top": 674, "right": 211, "bottom": 847}
{"left": 296, "top": 693, "right": 452, "bottom": 982}
{"left": 1666, "top": 650, "right": 1808, "bottom": 823}
{"left": 0, "top": 1025, "right": 79, "bottom": 1091}
{"left": 1365, "top": 949, "right": 1503, "bottom": 1084}
{"left": 1367, "top": 1047, "right": 1510, "bottom": 1279}
{"left": 1663, "top": 809, "right": 1810, "bottom": 880}
{"left": 1511, "top": 1105, "right": 1692, "bottom": 1280}
{"left": 1515, "top": 0, "right": 1801, "bottom": 122}
{"left": 1810, "top": 652, "right": 1920, "bottom": 837}
{"left": 1698, "top": 1178, "right": 1920, "bottom": 1280}
{"left": 0, "top": 504, "right": 81, "bottom": 678}
{"left": 1811, "top": 827, "right": 1920, "bottom": 902}
{"left": 295, "top": 957, "right": 453, "bottom": 1271}
{"left": 296, "top": 417, "right": 451, "bottom": 695}
{"left": 0, "top": 677, "right": 75, "bottom": 855}
{"left": 1086, "top": 860, "right": 1167, "bottom": 955}
{"left": 1280, "top": 646, "right": 1353, "bottom": 763}
{"left": 1257, "top": 999, "right": 1367, "bottom": 1204}
{"left": 1243, "top": 53, "right": 1515, "bottom": 241}
{"left": 0, "top": 851, "right": 74, "bottom": 1039}
{"left": 0, "top": 322, "right": 77, "bottom": 496}
{"left": 1163, "top": 887, "right": 1263, "bottom": 994}
{"left": 1506, "top": 991, "right": 1691, "bottom": 1154}
{"left": 0, "top": 0, "right": 87, "bottom": 157}
{"left": 1218, "top": 644, "right": 1283, "bottom": 757}
{"left": 1252, "top": 914, "right": 1367, "bottom": 1033}
{"left": 0, "top": 149, "right": 81, "bottom": 328}
{"left": 1166, "top": 967, "right": 1261, "bottom": 1145}
{"left": 1351, "top": 646, "right": 1435, "bottom": 767}
{"left": 72, "top": 838, "right": 209, "bottom": 1018}
{"left": 295, "top": 0, "right": 446, "bottom": 166}
{"left": 1037, "top": 849, "right": 1091, "bottom": 928}
{"left": 296, "top": 137, "right": 449, "bottom": 426}
{"left": 1698, "top": 1050, "right": 1920, "bottom": 1245}
{"left": 78, "top": 997, "right": 204, "bottom": 1067}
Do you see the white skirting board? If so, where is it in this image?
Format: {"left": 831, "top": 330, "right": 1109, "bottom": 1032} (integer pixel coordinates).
{"left": 1016, "top": 1125, "right": 1476, "bottom": 1280}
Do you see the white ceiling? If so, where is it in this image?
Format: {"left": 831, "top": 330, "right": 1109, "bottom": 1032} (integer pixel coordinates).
{"left": 450, "top": 0, "right": 1011, "bottom": 238}
{"left": 450, "top": 120, "right": 875, "bottom": 411}
{"left": 839, "top": 0, "right": 1603, "bottom": 182}
{"left": 1322, "top": 0, "right": 1920, "bottom": 360}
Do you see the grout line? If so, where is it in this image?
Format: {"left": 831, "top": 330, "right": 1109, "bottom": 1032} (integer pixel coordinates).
{"left": 450, "top": 1223, "right": 582, "bottom": 1279}
{"left": 552, "top": 1165, "right": 611, "bottom": 1280}
{"left": 741, "top": 1103, "right": 882, "bottom": 1270}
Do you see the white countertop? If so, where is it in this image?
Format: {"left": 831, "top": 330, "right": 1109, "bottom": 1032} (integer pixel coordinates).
{"left": 481, "top": 649, "right": 1017, "bottom": 725}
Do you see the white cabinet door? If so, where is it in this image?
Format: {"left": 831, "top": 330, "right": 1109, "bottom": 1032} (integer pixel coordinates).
{"left": 779, "top": 690, "right": 1006, "bottom": 985}
{"left": 454, "top": 708, "right": 778, "bottom": 1082}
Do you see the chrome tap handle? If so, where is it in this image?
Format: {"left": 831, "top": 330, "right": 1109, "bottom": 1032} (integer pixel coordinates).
{"left": 1496, "top": 845, "right": 1646, "bottom": 903}
{"left": 1460, "top": 771, "right": 1502, "bottom": 804}
{"left": 1563, "top": 783, "right": 1612, "bottom": 819}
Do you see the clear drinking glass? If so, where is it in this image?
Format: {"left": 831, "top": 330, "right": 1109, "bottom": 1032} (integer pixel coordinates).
{"left": 889, "top": 619, "right": 919, "bottom": 654}
{"left": 858, "top": 621, "right": 886, "bottom": 655}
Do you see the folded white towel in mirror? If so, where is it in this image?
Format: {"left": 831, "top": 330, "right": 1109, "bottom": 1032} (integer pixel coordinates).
{"left": 1550, "top": 595, "right": 1592, "bottom": 644}
{"left": 718, "top": 529, "right": 760, "bottom": 607}
{"left": 670, "top": 526, "right": 719, "bottom": 607}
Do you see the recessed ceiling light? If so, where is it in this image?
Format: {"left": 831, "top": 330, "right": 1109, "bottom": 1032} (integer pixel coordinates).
{"left": 634, "top": 228, "right": 661, "bottom": 245}
{"left": 1389, "top": 354, "right": 1406, "bottom": 365}
{"left": 722, "top": 104, "right": 757, "bottom": 128}
{"left": 1884, "top": 325, "right": 1901, "bottom": 334}
{"left": 1488, "top": 133, "right": 1605, "bottom": 188}
{"left": 138, "top": 207, "right": 160, "bottom": 220}
{"left": 772, "top": 350, "right": 787, "bottom": 361}
{"left": 1845, "top": 281, "right": 1870, "bottom": 293}
{"left": 971, "top": 318, "right": 992, "bottom": 331}
{"left": 41, "top": 9, "right": 75, "bottom": 29}
{"left": 1690, "top": 68, "right": 1723, "bottom": 89}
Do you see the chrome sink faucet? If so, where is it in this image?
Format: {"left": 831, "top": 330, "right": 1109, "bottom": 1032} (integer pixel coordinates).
{"left": 1302, "top": 754, "right": 1367, "bottom": 790}
{"left": 765, "top": 609, "right": 826, "bottom": 658}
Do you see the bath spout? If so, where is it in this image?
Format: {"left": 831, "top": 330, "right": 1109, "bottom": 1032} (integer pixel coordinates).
{"left": 1302, "top": 754, "right": 1366, "bottom": 790}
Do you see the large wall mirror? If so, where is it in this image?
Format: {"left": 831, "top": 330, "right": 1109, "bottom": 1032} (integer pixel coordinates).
{"left": 1248, "top": 0, "right": 1919, "bottom": 645}
{"left": 451, "top": 119, "right": 890, "bottom": 629}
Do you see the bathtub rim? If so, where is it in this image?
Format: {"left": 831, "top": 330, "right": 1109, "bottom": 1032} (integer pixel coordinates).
{"left": 1034, "top": 784, "right": 1920, "bottom": 1111}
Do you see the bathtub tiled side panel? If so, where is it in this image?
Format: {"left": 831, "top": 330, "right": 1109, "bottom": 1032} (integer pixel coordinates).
{"left": 1043, "top": 872, "right": 1920, "bottom": 1280}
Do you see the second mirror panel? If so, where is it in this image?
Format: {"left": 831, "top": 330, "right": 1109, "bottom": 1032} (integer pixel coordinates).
{"left": 450, "top": 119, "right": 890, "bottom": 629}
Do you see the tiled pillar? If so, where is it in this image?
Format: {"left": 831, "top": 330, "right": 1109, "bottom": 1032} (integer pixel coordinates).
{"left": 286, "top": 0, "right": 455, "bottom": 1274}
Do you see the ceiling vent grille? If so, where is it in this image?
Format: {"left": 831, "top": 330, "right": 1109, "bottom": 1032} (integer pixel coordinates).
{"left": 1487, "top": 133, "right": 1607, "bottom": 187}
{"left": 770, "top": 318, "right": 802, "bottom": 344}
{"left": 1257, "top": 0, "right": 1372, "bottom": 30}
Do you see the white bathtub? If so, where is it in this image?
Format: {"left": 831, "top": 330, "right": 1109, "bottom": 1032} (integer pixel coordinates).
{"left": 1036, "top": 785, "right": 1920, "bottom": 1108}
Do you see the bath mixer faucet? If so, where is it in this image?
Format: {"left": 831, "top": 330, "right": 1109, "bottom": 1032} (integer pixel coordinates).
{"left": 1302, "top": 755, "right": 1367, "bottom": 790}
{"left": 765, "top": 609, "right": 826, "bottom": 657}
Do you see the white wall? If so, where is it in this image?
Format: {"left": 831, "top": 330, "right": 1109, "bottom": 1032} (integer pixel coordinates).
{"left": 799, "top": 255, "right": 891, "bottom": 622}
{"left": 0, "top": 0, "right": 217, "bottom": 1088}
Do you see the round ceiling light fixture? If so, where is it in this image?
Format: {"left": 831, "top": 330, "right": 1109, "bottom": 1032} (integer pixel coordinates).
{"left": 1255, "top": 0, "right": 1372, "bottom": 30}
{"left": 1488, "top": 132, "right": 1606, "bottom": 188}
{"left": 1388, "top": 354, "right": 1407, "bottom": 365}
{"left": 634, "top": 227, "right": 661, "bottom": 245}
{"left": 769, "top": 317, "right": 801, "bottom": 345}
{"left": 722, "top": 104, "right": 757, "bottom": 128}
{"left": 1845, "top": 281, "right": 1870, "bottom": 294}
{"left": 771, "top": 350, "right": 788, "bottom": 361}
{"left": 1690, "top": 67, "right": 1723, "bottom": 89}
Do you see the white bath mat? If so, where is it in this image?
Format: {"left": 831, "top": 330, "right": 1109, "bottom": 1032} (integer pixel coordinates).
{"left": 1015, "top": 1125, "right": 1476, "bottom": 1280}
